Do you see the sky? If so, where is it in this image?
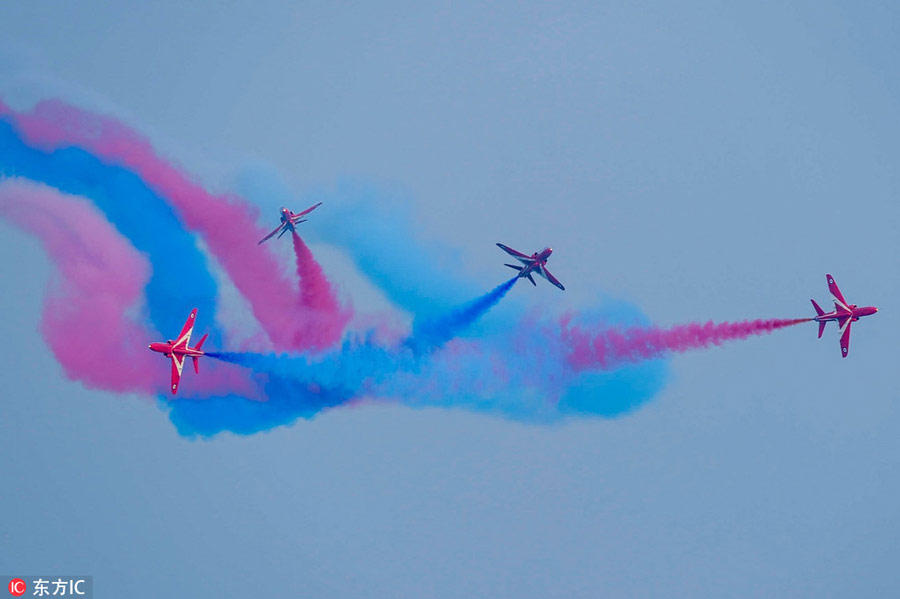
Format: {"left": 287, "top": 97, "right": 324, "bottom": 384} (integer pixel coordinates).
{"left": 1, "top": 1, "right": 898, "bottom": 597}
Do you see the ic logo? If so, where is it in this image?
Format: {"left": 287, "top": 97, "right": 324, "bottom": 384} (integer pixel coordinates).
{"left": 8, "top": 579, "right": 26, "bottom": 597}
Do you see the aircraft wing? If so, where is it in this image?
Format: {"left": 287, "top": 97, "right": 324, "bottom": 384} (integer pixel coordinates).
{"left": 838, "top": 317, "right": 852, "bottom": 358}
{"left": 258, "top": 223, "right": 285, "bottom": 244}
{"left": 497, "top": 243, "right": 534, "bottom": 264}
{"left": 294, "top": 201, "right": 323, "bottom": 218}
{"left": 170, "top": 354, "right": 185, "bottom": 394}
{"left": 826, "top": 274, "right": 850, "bottom": 310}
{"left": 173, "top": 309, "right": 197, "bottom": 350}
{"left": 537, "top": 265, "right": 565, "bottom": 290}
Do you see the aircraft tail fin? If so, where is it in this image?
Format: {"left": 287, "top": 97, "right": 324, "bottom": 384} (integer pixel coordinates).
{"left": 811, "top": 299, "right": 825, "bottom": 316}
{"left": 194, "top": 333, "right": 208, "bottom": 350}
{"left": 818, "top": 321, "right": 826, "bottom": 339}
{"left": 504, "top": 263, "right": 524, "bottom": 271}
{"left": 192, "top": 356, "right": 200, "bottom": 374}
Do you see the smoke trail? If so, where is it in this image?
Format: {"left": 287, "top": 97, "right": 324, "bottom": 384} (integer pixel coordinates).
{"left": 409, "top": 277, "right": 518, "bottom": 352}
{"left": 0, "top": 178, "right": 160, "bottom": 391}
{"left": 196, "top": 314, "right": 805, "bottom": 435}
{"left": 563, "top": 317, "right": 811, "bottom": 371}
{"left": 0, "top": 99, "right": 348, "bottom": 351}
{"left": 290, "top": 231, "right": 350, "bottom": 350}
{"left": 192, "top": 278, "right": 520, "bottom": 432}
{"left": 237, "top": 173, "right": 481, "bottom": 316}
{"left": 0, "top": 178, "right": 259, "bottom": 398}
{"left": 0, "top": 117, "right": 219, "bottom": 338}
{"left": 166, "top": 375, "right": 355, "bottom": 437}
{"left": 183, "top": 341, "right": 400, "bottom": 436}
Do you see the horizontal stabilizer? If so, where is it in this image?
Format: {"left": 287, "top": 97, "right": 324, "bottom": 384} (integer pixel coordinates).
{"left": 505, "top": 263, "right": 524, "bottom": 271}
{"left": 811, "top": 299, "right": 824, "bottom": 316}
{"left": 195, "top": 333, "right": 208, "bottom": 350}
{"left": 818, "top": 321, "right": 826, "bottom": 339}
{"left": 192, "top": 356, "right": 200, "bottom": 374}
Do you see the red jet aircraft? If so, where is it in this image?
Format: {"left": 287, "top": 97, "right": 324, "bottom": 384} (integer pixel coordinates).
{"left": 148, "top": 308, "right": 208, "bottom": 394}
{"left": 258, "top": 202, "right": 323, "bottom": 244}
{"left": 811, "top": 274, "right": 877, "bottom": 358}
{"left": 497, "top": 243, "right": 565, "bottom": 290}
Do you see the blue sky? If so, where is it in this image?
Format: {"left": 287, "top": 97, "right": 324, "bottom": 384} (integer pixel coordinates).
{"left": 1, "top": 2, "right": 898, "bottom": 597}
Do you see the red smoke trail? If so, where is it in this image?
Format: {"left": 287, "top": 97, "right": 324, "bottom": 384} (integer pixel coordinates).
{"left": 0, "top": 178, "right": 258, "bottom": 398}
{"left": 291, "top": 231, "right": 350, "bottom": 350}
{"left": 563, "top": 317, "right": 811, "bottom": 371}
{"left": 0, "top": 99, "right": 349, "bottom": 351}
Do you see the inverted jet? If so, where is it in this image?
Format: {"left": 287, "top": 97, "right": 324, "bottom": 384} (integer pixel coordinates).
{"left": 496, "top": 243, "right": 565, "bottom": 290}
{"left": 811, "top": 274, "right": 877, "bottom": 358}
{"left": 148, "top": 308, "right": 208, "bottom": 394}
{"left": 258, "top": 202, "right": 323, "bottom": 244}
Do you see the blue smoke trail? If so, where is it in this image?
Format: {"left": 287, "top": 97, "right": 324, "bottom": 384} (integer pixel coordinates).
{"left": 185, "top": 278, "right": 524, "bottom": 435}
{"left": 166, "top": 378, "right": 354, "bottom": 437}
{"left": 183, "top": 296, "right": 669, "bottom": 436}
{"left": 0, "top": 119, "right": 220, "bottom": 338}
{"left": 182, "top": 340, "right": 405, "bottom": 436}
{"left": 409, "top": 277, "right": 518, "bottom": 352}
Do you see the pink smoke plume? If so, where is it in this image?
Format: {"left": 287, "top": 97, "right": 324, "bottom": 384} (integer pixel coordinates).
{"left": 0, "top": 178, "right": 161, "bottom": 391}
{"left": 291, "top": 232, "right": 351, "bottom": 350}
{"left": 563, "top": 317, "right": 811, "bottom": 371}
{"left": 0, "top": 99, "right": 349, "bottom": 351}
{"left": 0, "top": 178, "right": 258, "bottom": 398}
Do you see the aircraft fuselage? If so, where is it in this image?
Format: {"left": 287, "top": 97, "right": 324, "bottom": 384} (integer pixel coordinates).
{"left": 280, "top": 208, "right": 296, "bottom": 232}
{"left": 814, "top": 305, "right": 878, "bottom": 323}
{"left": 148, "top": 342, "right": 205, "bottom": 358}
{"left": 517, "top": 247, "right": 553, "bottom": 278}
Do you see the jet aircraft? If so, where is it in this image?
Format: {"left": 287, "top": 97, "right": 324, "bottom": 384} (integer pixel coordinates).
{"left": 148, "top": 308, "right": 208, "bottom": 394}
{"left": 811, "top": 274, "right": 877, "bottom": 357}
{"left": 258, "top": 202, "right": 323, "bottom": 244}
{"left": 496, "top": 243, "right": 565, "bottom": 290}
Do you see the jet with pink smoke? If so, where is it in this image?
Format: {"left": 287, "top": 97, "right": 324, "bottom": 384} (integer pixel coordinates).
{"left": 258, "top": 202, "right": 323, "bottom": 244}
{"left": 810, "top": 274, "right": 878, "bottom": 357}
